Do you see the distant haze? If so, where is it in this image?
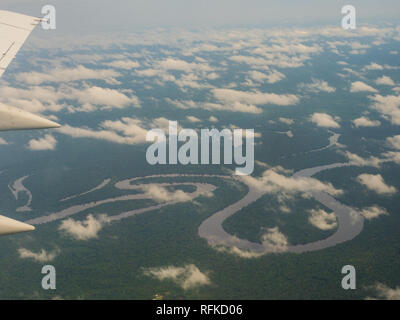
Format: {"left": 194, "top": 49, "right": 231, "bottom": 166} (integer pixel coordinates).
{"left": 2, "top": 0, "right": 400, "bottom": 35}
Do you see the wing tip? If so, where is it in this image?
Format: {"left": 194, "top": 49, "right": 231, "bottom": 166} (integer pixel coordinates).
{"left": 0, "top": 215, "right": 35, "bottom": 236}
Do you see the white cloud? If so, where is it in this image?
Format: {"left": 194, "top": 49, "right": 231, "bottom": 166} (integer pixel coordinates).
{"left": 0, "top": 83, "right": 140, "bottom": 114}
{"left": 344, "top": 151, "right": 382, "bottom": 168}
{"left": 370, "top": 94, "right": 400, "bottom": 125}
{"left": 59, "top": 214, "right": 110, "bottom": 240}
{"left": 186, "top": 116, "right": 201, "bottom": 123}
{"left": 260, "top": 227, "right": 288, "bottom": 252}
{"left": 308, "top": 209, "right": 337, "bottom": 230}
{"left": 136, "top": 68, "right": 159, "bottom": 77}
{"left": 352, "top": 116, "right": 381, "bottom": 127}
{"left": 310, "top": 113, "right": 340, "bottom": 128}
{"left": 367, "top": 283, "right": 400, "bottom": 300}
{"left": 18, "top": 248, "right": 59, "bottom": 263}
{"left": 140, "top": 184, "right": 193, "bottom": 203}
{"left": 214, "top": 227, "right": 289, "bottom": 258}
{"left": 350, "top": 81, "right": 378, "bottom": 93}
{"left": 214, "top": 246, "right": 265, "bottom": 258}
{"left": 363, "top": 63, "right": 384, "bottom": 71}
{"left": 285, "top": 130, "right": 294, "bottom": 138}
{"left": 0, "top": 86, "right": 65, "bottom": 114}
{"left": 28, "top": 134, "right": 57, "bottom": 151}
{"left": 105, "top": 60, "right": 140, "bottom": 70}
{"left": 357, "top": 174, "right": 397, "bottom": 195}
{"left": 57, "top": 117, "right": 149, "bottom": 145}
{"left": 387, "top": 135, "right": 400, "bottom": 150}
{"left": 299, "top": 78, "right": 336, "bottom": 93}
{"left": 158, "top": 58, "right": 212, "bottom": 73}
{"left": 144, "top": 264, "right": 211, "bottom": 290}
{"left": 363, "top": 63, "right": 398, "bottom": 71}
{"left": 16, "top": 66, "right": 120, "bottom": 85}
{"left": 166, "top": 98, "right": 263, "bottom": 114}
{"left": 241, "top": 167, "right": 343, "bottom": 197}
{"left": 360, "top": 206, "right": 388, "bottom": 220}
{"left": 212, "top": 88, "right": 299, "bottom": 109}
{"left": 375, "top": 76, "right": 395, "bottom": 86}
{"left": 248, "top": 70, "right": 285, "bottom": 84}
{"left": 66, "top": 86, "right": 141, "bottom": 111}
{"left": 278, "top": 117, "right": 294, "bottom": 125}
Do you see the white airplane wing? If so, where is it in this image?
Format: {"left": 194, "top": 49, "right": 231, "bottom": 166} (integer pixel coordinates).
{"left": 0, "top": 215, "right": 34, "bottom": 236}
{"left": 0, "top": 10, "right": 59, "bottom": 131}
{"left": 0, "top": 10, "right": 40, "bottom": 78}
{"left": 0, "top": 11, "right": 60, "bottom": 236}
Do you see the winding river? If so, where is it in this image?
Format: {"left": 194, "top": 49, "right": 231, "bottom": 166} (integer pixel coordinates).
{"left": 24, "top": 160, "right": 364, "bottom": 256}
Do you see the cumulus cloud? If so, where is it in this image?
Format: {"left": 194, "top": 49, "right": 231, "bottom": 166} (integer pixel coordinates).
{"left": 360, "top": 206, "right": 388, "bottom": 220}
{"left": 241, "top": 167, "right": 343, "bottom": 197}
{"left": 352, "top": 116, "right": 381, "bottom": 127}
{"left": 213, "top": 88, "right": 299, "bottom": 107}
{"left": 166, "top": 86, "right": 299, "bottom": 114}
{"left": 209, "top": 116, "right": 218, "bottom": 123}
{"left": 166, "top": 98, "right": 262, "bottom": 114}
{"left": 387, "top": 135, "right": 400, "bottom": 150}
{"left": 0, "top": 84, "right": 140, "bottom": 114}
{"left": 211, "top": 226, "right": 288, "bottom": 258}
{"left": 18, "top": 248, "right": 59, "bottom": 263}
{"left": 310, "top": 113, "right": 340, "bottom": 128}
{"left": 28, "top": 134, "right": 57, "bottom": 151}
{"left": 0, "top": 86, "right": 65, "bottom": 114}
{"left": 214, "top": 246, "right": 265, "bottom": 259}
{"left": 186, "top": 116, "right": 201, "bottom": 123}
{"left": 260, "top": 227, "right": 288, "bottom": 252}
{"left": 140, "top": 184, "right": 193, "bottom": 203}
{"left": 204, "top": 101, "right": 262, "bottom": 114}
{"left": 363, "top": 63, "right": 397, "bottom": 71}
{"left": 278, "top": 117, "right": 294, "bottom": 125}
{"left": 133, "top": 57, "right": 216, "bottom": 90}
{"left": 363, "top": 63, "right": 384, "bottom": 71}
{"left": 16, "top": 65, "right": 120, "bottom": 85}
{"left": 308, "top": 209, "right": 337, "bottom": 230}
{"left": 299, "top": 78, "right": 336, "bottom": 93}
{"left": 343, "top": 149, "right": 400, "bottom": 168}
{"left": 366, "top": 283, "right": 400, "bottom": 300}
{"left": 344, "top": 151, "right": 382, "bottom": 168}
{"left": 66, "top": 86, "right": 140, "bottom": 111}
{"left": 57, "top": 117, "right": 149, "bottom": 145}
{"left": 158, "top": 58, "right": 212, "bottom": 72}
{"left": 59, "top": 214, "right": 110, "bottom": 240}
{"left": 230, "top": 41, "right": 321, "bottom": 69}
{"left": 248, "top": 70, "right": 286, "bottom": 84}
{"left": 357, "top": 174, "right": 397, "bottom": 195}
{"left": 350, "top": 81, "right": 378, "bottom": 93}
{"left": 105, "top": 60, "right": 140, "bottom": 70}
{"left": 369, "top": 94, "right": 400, "bottom": 125}
{"left": 143, "top": 264, "right": 211, "bottom": 290}
{"left": 375, "top": 76, "right": 395, "bottom": 86}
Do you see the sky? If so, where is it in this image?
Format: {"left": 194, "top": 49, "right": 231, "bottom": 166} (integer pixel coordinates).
{"left": 2, "top": 0, "right": 400, "bottom": 34}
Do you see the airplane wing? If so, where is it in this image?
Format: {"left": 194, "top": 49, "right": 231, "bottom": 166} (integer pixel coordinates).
{"left": 0, "top": 11, "right": 60, "bottom": 236}
{"left": 0, "top": 102, "right": 60, "bottom": 131}
{"left": 0, "top": 10, "right": 59, "bottom": 131}
{"left": 0, "top": 10, "right": 41, "bottom": 78}
{"left": 0, "top": 215, "right": 34, "bottom": 236}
